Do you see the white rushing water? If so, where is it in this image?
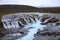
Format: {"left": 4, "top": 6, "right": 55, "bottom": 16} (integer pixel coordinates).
{"left": 17, "top": 18, "right": 47, "bottom": 40}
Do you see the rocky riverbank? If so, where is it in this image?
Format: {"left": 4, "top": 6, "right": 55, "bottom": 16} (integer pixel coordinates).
{"left": 0, "top": 28, "right": 29, "bottom": 40}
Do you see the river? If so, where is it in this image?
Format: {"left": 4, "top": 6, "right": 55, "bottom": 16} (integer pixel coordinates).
{"left": 17, "top": 20, "right": 47, "bottom": 40}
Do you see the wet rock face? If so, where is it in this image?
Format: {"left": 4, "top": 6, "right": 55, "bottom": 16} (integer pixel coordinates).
{"left": 1, "top": 14, "right": 39, "bottom": 29}
{"left": 40, "top": 15, "right": 50, "bottom": 22}
{"left": 33, "top": 14, "right": 60, "bottom": 40}
{"left": 34, "top": 27, "right": 60, "bottom": 40}
{"left": 34, "top": 30, "right": 60, "bottom": 40}
{"left": 1, "top": 13, "right": 60, "bottom": 29}
{"left": 0, "top": 28, "right": 29, "bottom": 40}
{"left": 40, "top": 15, "right": 60, "bottom": 25}
{"left": 19, "top": 18, "right": 27, "bottom": 25}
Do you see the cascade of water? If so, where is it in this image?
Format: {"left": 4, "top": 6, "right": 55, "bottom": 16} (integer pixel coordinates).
{"left": 24, "top": 18, "right": 30, "bottom": 25}
{"left": 18, "top": 21, "right": 25, "bottom": 26}
{"left": 26, "top": 18, "right": 31, "bottom": 24}
{"left": 29, "top": 17, "right": 35, "bottom": 23}
{"left": 17, "top": 14, "right": 47, "bottom": 40}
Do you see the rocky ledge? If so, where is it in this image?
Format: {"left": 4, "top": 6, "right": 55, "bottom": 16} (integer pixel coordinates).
{"left": 33, "top": 24, "right": 60, "bottom": 40}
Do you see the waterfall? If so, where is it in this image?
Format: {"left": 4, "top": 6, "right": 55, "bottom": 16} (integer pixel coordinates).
{"left": 19, "top": 21, "right": 25, "bottom": 26}
{"left": 29, "top": 17, "right": 35, "bottom": 23}
{"left": 17, "top": 14, "right": 47, "bottom": 40}
{"left": 1, "top": 13, "right": 60, "bottom": 40}
{"left": 24, "top": 18, "right": 30, "bottom": 25}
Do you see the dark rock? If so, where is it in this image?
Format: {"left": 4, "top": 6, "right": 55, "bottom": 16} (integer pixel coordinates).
{"left": 40, "top": 15, "right": 50, "bottom": 22}
{"left": 40, "top": 22, "right": 47, "bottom": 25}
{"left": 46, "top": 17, "right": 59, "bottom": 23}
